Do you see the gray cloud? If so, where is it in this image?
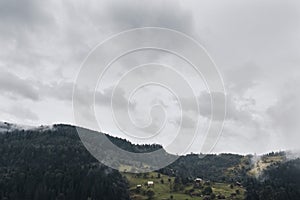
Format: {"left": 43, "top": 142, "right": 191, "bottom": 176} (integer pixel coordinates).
{"left": 224, "top": 62, "right": 262, "bottom": 95}
{"left": 180, "top": 91, "right": 253, "bottom": 123}
{"left": 0, "top": 0, "right": 56, "bottom": 72}
{"left": 0, "top": 70, "right": 39, "bottom": 100}
{"left": 176, "top": 114, "right": 196, "bottom": 130}
{"left": 99, "top": 0, "right": 194, "bottom": 33}
{"left": 0, "top": 0, "right": 52, "bottom": 26}
{"left": 41, "top": 81, "right": 74, "bottom": 102}
{"left": 9, "top": 105, "right": 39, "bottom": 121}
{"left": 0, "top": 0, "right": 300, "bottom": 155}
{"left": 266, "top": 78, "right": 300, "bottom": 148}
{"left": 1, "top": 105, "right": 39, "bottom": 121}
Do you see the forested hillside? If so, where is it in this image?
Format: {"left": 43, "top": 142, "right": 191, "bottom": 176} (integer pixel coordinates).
{"left": 159, "top": 153, "right": 247, "bottom": 183}
{"left": 0, "top": 123, "right": 300, "bottom": 200}
{"left": 0, "top": 124, "right": 130, "bottom": 200}
{"left": 244, "top": 158, "right": 300, "bottom": 200}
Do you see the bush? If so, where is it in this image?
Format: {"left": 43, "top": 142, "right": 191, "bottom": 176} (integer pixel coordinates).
{"left": 202, "top": 186, "right": 213, "bottom": 195}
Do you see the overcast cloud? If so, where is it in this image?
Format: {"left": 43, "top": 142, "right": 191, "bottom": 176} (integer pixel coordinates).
{"left": 0, "top": 0, "right": 300, "bottom": 155}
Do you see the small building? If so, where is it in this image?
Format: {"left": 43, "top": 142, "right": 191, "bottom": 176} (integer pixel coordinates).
{"left": 136, "top": 184, "right": 142, "bottom": 189}
{"left": 147, "top": 181, "right": 154, "bottom": 187}
{"left": 194, "top": 178, "right": 203, "bottom": 183}
{"left": 194, "top": 178, "right": 203, "bottom": 188}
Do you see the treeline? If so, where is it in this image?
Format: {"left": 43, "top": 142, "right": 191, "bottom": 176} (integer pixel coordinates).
{"left": 0, "top": 125, "right": 130, "bottom": 200}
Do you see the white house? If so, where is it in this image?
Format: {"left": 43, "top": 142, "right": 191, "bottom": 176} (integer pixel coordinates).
{"left": 147, "top": 181, "right": 154, "bottom": 187}
{"left": 194, "top": 178, "right": 203, "bottom": 183}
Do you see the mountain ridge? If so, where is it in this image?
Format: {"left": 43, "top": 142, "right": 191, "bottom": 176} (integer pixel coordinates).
{"left": 1, "top": 122, "right": 300, "bottom": 199}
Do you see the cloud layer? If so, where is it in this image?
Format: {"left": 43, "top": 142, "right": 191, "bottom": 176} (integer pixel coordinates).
{"left": 0, "top": 0, "right": 300, "bottom": 154}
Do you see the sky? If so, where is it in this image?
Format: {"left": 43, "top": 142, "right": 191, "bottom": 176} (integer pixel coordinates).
{"left": 0, "top": 0, "right": 300, "bottom": 155}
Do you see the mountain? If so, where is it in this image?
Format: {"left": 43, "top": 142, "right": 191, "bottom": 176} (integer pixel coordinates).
{"left": 0, "top": 123, "right": 130, "bottom": 200}
{"left": 0, "top": 122, "right": 299, "bottom": 200}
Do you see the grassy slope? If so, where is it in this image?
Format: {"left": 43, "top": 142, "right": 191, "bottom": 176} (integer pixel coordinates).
{"left": 123, "top": 172, "right": 245, "bottom": 200}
